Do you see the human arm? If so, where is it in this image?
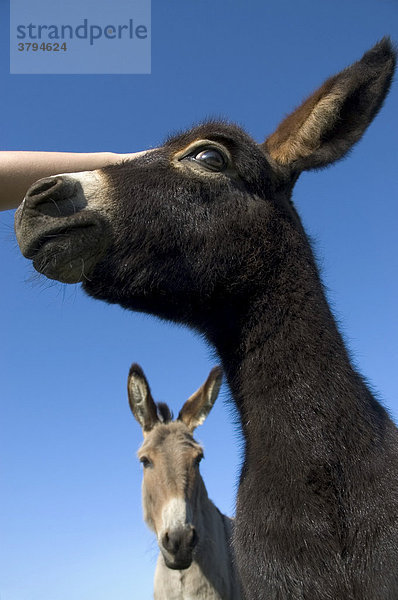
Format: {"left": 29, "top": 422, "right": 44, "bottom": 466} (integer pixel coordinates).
{"left": 0, "top": 151, "right": 125, "bottom": 210}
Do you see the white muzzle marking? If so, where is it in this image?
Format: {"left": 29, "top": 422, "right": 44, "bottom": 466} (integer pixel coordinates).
{"left": 159, "top": 497, "right": 192, "bottom": 539}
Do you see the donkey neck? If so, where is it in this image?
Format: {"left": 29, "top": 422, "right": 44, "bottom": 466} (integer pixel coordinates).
{"left": 206, "top": 213, "right": 387, "bottom": 459}
{"left": 192, "top": 476, "right": 233, "bottom": 572}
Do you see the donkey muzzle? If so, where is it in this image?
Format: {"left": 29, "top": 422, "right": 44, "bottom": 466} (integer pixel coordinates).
{"left": 15, "top": 173, "right": 111, "bottom": 284}
{"left": 160, "top": 525, "right": 198, "bottom": 570}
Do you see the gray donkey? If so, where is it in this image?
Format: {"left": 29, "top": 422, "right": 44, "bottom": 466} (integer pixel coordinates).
{"left": 128, "top": 364, "right": 242, "bottom": 600}
{"left": 15, "top": 39, "right": 398, "bottom": 598}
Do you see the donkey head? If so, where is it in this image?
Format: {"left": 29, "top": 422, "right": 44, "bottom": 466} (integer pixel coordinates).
{"left": 15, "top": 39, "right": 396, "bottom": 341}
{"left": 128, "top": 364, "right": 222, "bottom": 570}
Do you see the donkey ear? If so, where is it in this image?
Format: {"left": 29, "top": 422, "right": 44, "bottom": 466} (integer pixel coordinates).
{"left": 178, "top": 366, "right": 223, "bottom": 431}
{"left": 262, "top": 38, "right": 396, "bottom": 173}
{"left": 127, "top": 363, "right": 159, "bottom": 433}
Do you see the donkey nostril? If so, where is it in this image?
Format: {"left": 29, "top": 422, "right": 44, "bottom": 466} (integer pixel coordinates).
{"left": 162, "top": 531, "right": 181, "bottom": 554}
{"left": 27, "top": 177, "right": 60, "bottom": 198}
{"left": 162, "top": 528, "right": 197, "bottom": 555}
{"left": 190, "top": 528, "right": 198, "bottom": 549}
{"left": 23, "top": 176, "right": 80, "bottom": 217}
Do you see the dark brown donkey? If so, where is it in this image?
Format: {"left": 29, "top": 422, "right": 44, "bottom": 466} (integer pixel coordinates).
{"left": 15, "top": 39, "right": 398, "bottom": 599}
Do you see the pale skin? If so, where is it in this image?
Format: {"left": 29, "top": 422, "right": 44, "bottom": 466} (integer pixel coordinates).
{"left": 0, "top": 151, "right": 128, "bottom": 211}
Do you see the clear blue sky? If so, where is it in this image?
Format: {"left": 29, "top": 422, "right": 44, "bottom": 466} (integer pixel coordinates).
{"left": 1, "top": 1, "right": 397, "bottom": 599}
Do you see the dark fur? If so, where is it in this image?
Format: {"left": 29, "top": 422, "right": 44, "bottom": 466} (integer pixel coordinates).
{"left": 15, "top": 39, "right": 398, "bottom": 599}
{"left": 157, "top": 402, "right": 173, "bottom": 423}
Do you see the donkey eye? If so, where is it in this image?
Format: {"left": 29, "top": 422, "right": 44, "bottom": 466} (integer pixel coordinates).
{"left": 140, "top": 456, "right": 152, "bottom": 468}
{"left": 194, "top": 148, "right": 227, "bottom": 172}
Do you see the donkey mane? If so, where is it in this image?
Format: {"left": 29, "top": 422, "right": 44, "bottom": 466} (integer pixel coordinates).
{"left": 156, "top": 402, "right": 173, "bottom": 423}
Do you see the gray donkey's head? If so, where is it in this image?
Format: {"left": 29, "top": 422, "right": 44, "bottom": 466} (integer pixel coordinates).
{"left": 128, "top": 364, "right": 222, "bottom": 570}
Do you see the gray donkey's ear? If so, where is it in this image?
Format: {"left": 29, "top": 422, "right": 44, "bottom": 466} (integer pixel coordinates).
{"left": 178, "top": 367, "right": 223, "bottom": 431}
{"left": 262, "top": 37, "right": 396, "bottom": 173}
{"left": 128, "top": 364, "right": 159, "bottom": 434}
